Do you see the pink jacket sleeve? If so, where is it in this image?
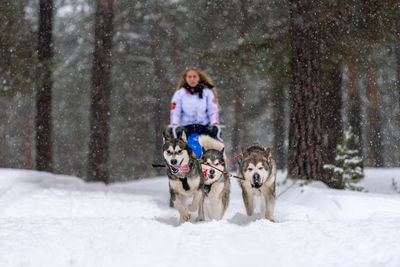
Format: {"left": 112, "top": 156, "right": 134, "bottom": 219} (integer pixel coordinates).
{"left": 170, "top": 90, "right": 181, "bottom": 125}
{"left": 206, "top": 90, "right": 219, "bottom": 125}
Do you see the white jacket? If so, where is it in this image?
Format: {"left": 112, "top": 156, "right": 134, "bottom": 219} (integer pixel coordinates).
{"left": 170, "top": 88, "right": 219, "bottom": 126}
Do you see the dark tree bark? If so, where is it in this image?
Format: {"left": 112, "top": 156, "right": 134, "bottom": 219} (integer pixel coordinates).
{"left": 367, "top": 61, "right": 384, "bottom": 167}
{"left": 232, "top": 0, "right": 249, "bottom": 153}
{"left": 25, "top": 113, "right": 33, "bottom": 169}
{"left": 272, "top": 84, "right": 286, "bottom": 170}
{"left": 321, "top": 66, "right": 343, "bottom": 167}
{"left": 395, "top": 26, "right": 400, "bottom": 151}
{"left": 151, "top": 0, "right": 165, "bottom": 176}
{"left": 87, "top": 0, "right": 114, "bottom": 183}
{"left": 287, "top": 0, "right": 323, "bottom": 180}
{"left": 35, "top": 0, "right": 54, "bottom": 172}
{"left": 346, "top": 63, "right": 363, "bottom": 157}
{"left": 0, "top": 133, "right": 4, "bottom": 168}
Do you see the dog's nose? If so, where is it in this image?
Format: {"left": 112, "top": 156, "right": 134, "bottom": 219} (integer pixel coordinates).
{"left": 253, "top": 173, "right": 260, "bottom": 180}
{"left": 170, "top": 159, "right": 178, "bottom": 165}
{"left": 209, "top": 169, "right": 215, "bottom": 175}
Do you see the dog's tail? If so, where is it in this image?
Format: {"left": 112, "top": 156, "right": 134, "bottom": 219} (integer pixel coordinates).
{"left": 198, "top": 135, "right": 227, "bottom": 160}
{"left": 198, "top": 135, "right": 224, "bottom": 151}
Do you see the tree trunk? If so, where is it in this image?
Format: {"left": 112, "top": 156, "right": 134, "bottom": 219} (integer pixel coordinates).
{"left": 395, "top": 26, "right": 400, "bottom": 163}
{"left": 151, "top": 0, "right": 166, "bottom": 176}
{"left": 287, "top": 0, "right": 323, "bottom": 181}
{"left": 87, "top": 0, "right": 114, "bottom": 183}
{"left": 367, "top": 61, "right": 384, "bottom": 167}
{"left": 272, "top": 84, "right": 286, "bottom": 170}
{"left": 0, "top": 133, "right": 4, "bottom": 168}
{"left": 25, "top": 113, "right": 33, "bottom": 169}
{"left": 346, "top": 63, "right": 363, "bottom": 158}
{"left": 232, "top": 0, "right": 249, "bottom": 153}
{"left": 321, "top": 66, "right": 343, "bottom": 166}
{"left": 232, "top": 91, "right": 244, "bottom": 153}
{"left": 35, "top": 0, "right": 53, "bottom": 172}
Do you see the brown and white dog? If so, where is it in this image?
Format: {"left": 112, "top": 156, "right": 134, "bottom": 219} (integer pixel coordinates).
{"left": 163, "top": 131, "right": 204, "bottom": 222}
{"left": 197, "top": 136, "right": 230, "bottom": 220}
{"left": 237, "top": 144, "right": 276, "bottom": 222}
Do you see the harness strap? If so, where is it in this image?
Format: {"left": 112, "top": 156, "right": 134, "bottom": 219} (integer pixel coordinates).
{"left": 179, "top": 177, "right": 190, "bottom": 191}
{"left": 199, "top": 155, "right": 245, "bottom": 181}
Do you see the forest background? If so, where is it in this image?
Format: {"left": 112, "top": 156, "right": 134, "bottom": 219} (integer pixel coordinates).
{"left": 1, "top": 0, "right": 400, "bottom": 184}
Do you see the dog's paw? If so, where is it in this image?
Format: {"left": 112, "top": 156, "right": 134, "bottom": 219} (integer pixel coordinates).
{"left": 188, "top": 203, "right": 198, "bottom": 212}
{"left": 195, "top": 217, "right": 205, "bottom": 222}
{"left": 181, "top": 213, "right": 191, "bottom": 221}
{"left": 266, "top": 216, "right": 275, "bottom": 222}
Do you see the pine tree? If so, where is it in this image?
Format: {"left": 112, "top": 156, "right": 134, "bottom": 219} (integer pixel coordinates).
{"left": 87, "top": 0, "right": 114, "bottom": 183}
{"left": 323, "top": 127, "right": 364, "bottom": 190}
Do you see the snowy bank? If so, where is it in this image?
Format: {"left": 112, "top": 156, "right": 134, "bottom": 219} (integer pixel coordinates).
{"left": 1, "top": 168, "right": 400, "bottom": 267}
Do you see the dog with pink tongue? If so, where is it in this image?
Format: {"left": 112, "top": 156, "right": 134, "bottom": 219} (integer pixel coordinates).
{"left": 162, "top": 131, "right": 205, "bottom": 222}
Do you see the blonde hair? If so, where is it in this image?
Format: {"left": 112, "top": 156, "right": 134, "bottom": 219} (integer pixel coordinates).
{"left": 175, "top": 67, "right": 219, "bottom": 106}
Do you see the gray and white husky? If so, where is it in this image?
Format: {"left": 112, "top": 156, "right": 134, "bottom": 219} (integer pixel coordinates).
{"left": 197, "top": 136, "right": 230, "bottom": 221}
{"left": 237, "top": 144, "right": 276, "bottom": 222}
{"left": 163, "top": 131, "right": 204, "bottom": 222}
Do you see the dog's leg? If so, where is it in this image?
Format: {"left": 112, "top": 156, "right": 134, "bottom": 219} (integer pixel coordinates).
{"left": 169, "top": 183, "right": 174, "bottom": 207}
{"left": 263, "top": 187, "right": 276, "bottom": 222}
{"left": 242, "top": 188, "right": 254, "bottom": 216}
{"left": 188, "top": 190, "right": 201, "bottom": 212}
{"left": 171, "top": 192, "right": 190, "bottom": 222}
{"left": 196, "top": 193, "right": 205, "bottom": 222}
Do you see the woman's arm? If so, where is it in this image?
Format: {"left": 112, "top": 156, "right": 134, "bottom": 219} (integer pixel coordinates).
{"left": 170, "top": 90, "right": 182, "bottom": 125}
{"left": 206, "top": 89, "right": 219, "bottom": 125}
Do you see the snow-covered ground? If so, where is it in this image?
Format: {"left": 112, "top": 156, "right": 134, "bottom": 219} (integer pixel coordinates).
{"left": 1, "top": 168, "right": 400, "bottom": 267}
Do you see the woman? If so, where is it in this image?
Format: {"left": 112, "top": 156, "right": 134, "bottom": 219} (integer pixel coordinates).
{"left": 169, "top": 67, "right": 221, "bottom": 139}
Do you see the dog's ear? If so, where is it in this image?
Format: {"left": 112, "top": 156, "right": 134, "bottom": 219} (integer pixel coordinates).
{"left": 264, "top": 147, "right": 271, "bottom": 159}
{"left": 199, "top": 147, "right": 206, "bottom": 160}
{"left": 181, "top": 131, "right": 188, "bottom": 143}
{"left": 220, "top": 147, "right": 225, "bottom": 154}
{"left": 163, "top": 131, "right": 171, "bottom": 143}
{"left": 241, "top": 146, "right": 247, "bottom": 156}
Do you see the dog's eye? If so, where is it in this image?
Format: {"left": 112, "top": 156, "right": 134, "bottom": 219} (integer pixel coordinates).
{"left": 167, "top": 151, "right": 172, "bottom": 155}
{"left": 177, "top": 150, "right": 182, "bottom": 154}
{"left": 248, "top": 167, "right": 253, "bottom": 171}
{"left": 258, "top": 167, "right": 264, "bottom": 170}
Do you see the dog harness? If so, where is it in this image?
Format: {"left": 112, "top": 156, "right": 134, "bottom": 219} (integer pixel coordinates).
{"left": 179, "top": 177, "right": 190, "bottom": 191}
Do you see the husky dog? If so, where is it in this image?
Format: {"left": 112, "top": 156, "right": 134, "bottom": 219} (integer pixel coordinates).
{"left": 237, "top": 144, "right": 276, "bottom": 222}
{"left": 197, "top": 142, "right": 230, "bottom": 221}
{"left": 163, "top": 131, "right": 204, "bottom": 222}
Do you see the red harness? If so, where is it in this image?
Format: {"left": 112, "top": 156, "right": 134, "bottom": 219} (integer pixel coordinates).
{"left": 201, "top": 154, "right": 241, "bottom": 181}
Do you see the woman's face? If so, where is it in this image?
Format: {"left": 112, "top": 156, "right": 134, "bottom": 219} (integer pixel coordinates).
{"left": 185, "top": 70, "right": 200, "bottom": 87}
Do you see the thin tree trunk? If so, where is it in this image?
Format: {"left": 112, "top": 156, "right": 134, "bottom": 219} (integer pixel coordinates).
{"left": 35, "top": 0, "right": 53, "bottom": 172}
{"left": 25, "top": 113, "right": 33, "bottom": 169}
{"left": 232, "top": 0, "right": 248, "bottom": 153}
{"left": 87, "top": 0, "right": 114, "bottom": 183}
{"left": 395, "top": 27, "right": 400, "bottom": 165}
{"left": 0, "top": 133, "right": 4, "bottom": 168}
{"left": 287, "top": 0, "right": 323, "bottom": 181}
{"left": 151, "top": 0, "right": 165, "bottom": 175}
{"left": 346, "top": 63, "right": 363, "bottom": 159}
{"left": 272, "top": 84, "right": 286, "bottom": 170}
{"left": 232, "top": 91, "right": 244, "bottom": 153}
{"left": 367, "top": 61, "right": 384, "bottom": 167}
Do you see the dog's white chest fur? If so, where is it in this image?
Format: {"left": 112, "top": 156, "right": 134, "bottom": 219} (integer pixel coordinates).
{"left": 169, "top": 176, "right": 200, "bottom": 196}
{"left": 204, "top": 182, "right": 224, "bottom": 219}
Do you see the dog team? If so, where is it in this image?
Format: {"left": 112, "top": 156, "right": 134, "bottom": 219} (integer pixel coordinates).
{"left": 162, "top": 131, "right": 277, "bottom": 223}
{"left": 164, "top": 66, "right": 276, "bottom": 223}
